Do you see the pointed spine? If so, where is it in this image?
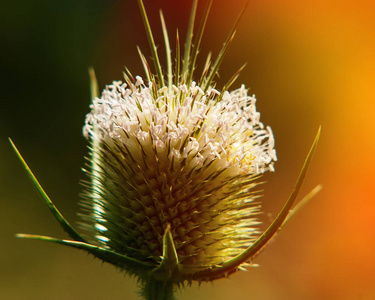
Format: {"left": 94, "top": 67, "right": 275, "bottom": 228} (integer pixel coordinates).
{"left": 174, "top": 30, "right": 181, "bottom": 87}
{"left": 160, "top": 11, "right": 172, "bottom": 91}
{"left": 10, "top": 139, "right": 87, "bottom": 243}
{"left": 181, "top": 0, "right": 198, "bottom": 82}
{"left": 202, "top": 1, "right": 249, "bottom": 92}
{"left": 137, "top": 0, "right": 165, "bottom": 88}
{"left": 16, "top": 234, "right": 154, "bottom": 275}
{"left": 188, "top": 126, "right": 321, "bottom": 280}
{"left": 186, "top": 0, "right": 213, "bottom": 87}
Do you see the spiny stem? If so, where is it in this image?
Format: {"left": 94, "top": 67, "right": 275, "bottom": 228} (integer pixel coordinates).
{"left": 141, "top": 278, "right": 176, "bottom": 300}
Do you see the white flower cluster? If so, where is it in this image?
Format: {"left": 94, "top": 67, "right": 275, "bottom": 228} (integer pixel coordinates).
{"left": 83, "top": 77, "right": 276, "bottom": 177}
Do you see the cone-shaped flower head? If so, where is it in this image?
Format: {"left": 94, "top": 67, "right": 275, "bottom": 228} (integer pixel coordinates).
{"left": 81, "top": 78, "right": 276, "bottom": 268}
{"left": 78, "top": 0, "right": 278, "bottom": 284}
{"left": 12, "top": 0, "right": 320, "bottom": 298}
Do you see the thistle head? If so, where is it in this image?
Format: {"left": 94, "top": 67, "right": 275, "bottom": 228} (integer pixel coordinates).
{"left": 81, "top": 78, "right": 276, "bottom": 270}
{"left": 13, "top": 0, "right": 320, "bottom": 297}
{"left": 78, "top": 0, "right": 277, "bottom": 285}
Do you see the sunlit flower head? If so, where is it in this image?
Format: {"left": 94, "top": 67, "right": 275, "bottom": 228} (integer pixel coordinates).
{"left": 80, "top": 77, "right": 276, "bottom": 269}
{"left": 12, "top": 0, "right": 320, "bottom": 299}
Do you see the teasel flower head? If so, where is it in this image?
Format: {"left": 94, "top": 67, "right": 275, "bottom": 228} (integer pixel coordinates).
{"left": 81, "top": 76, "right": 276, "bottom": 266}
{"left": 11, "top": 0, "right": 321, "bottom": 299}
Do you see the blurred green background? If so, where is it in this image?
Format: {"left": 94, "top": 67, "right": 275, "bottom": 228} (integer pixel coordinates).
{"left": 1, "top": 0, "right": 374, "bottom": 299}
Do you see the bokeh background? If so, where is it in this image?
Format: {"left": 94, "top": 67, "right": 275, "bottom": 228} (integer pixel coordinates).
{"left": 1, "top": 0, "right": 374, "bottom": 299}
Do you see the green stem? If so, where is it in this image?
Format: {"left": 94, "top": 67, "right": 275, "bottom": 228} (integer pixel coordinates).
{"left": 141, "top": 278, "right": 176, "bottom": 300}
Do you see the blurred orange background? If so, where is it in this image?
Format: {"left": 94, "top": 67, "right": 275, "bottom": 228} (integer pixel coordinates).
{"left": 1, "top": 0, "right": 374, "bottom": 299}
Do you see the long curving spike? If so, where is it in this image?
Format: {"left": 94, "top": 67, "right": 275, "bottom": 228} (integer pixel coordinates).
{"left": 16, "top": 234, "right": 154, "bottom": 274}
{"left": 181, "top": 0, "right": 198, "bottom": 82}
{"left": 137, "top": 0, "right": 165, "bottom": 88}
{"left": 9, "top": 138, "right": 87, "bottom": 243}
{"left": 160, "top": 11, "right": 172, "bottom": 90}
{"left": 202, "top": 1, "right": 249, "bottom": 92}
{"left": 186, "top": 0, "right": 213, "bottom": 86}
{"left": 190, "top": 126, "right": 321, "bottom": 280}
